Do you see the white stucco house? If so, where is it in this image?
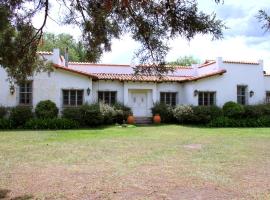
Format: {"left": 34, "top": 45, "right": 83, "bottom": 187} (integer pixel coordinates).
{"left": 1, "top": 48, "right": 270, "bottom": 117}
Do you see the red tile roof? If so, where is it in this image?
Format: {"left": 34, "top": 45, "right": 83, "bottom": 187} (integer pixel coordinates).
{"left": 223, "top": 60, "right": 259, "bottom": 65}
{"left": 53, "top": 64, "right": 226, "bottom": 82}
{"left": 91, "top": 73, "right": 191, "bottom": 82}
{"left": 69, "top": 62, "right": 130, "bottom": 67}
{"left": 189, "top": 70, "right": 227, "bottom": 81}
{"left": 53, "top": 64, "right": 98, "bottom": 79}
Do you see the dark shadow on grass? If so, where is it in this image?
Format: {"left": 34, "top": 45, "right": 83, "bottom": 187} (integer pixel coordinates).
{"left": 10, "top": 194, "right": 34, "bottom": 200}
{"left": 0, "top": 189, "right": 10, "bottom": 199}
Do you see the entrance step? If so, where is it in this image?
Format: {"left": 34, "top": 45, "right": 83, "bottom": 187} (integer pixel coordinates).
{"left": 135, "top": 117, "right": 152, "bottom": 124}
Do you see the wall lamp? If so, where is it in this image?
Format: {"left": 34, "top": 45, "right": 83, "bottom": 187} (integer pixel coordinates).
{"left": 194, "top": 90, "right": 198, "bottom": 96}
{"left": 250, "top": 90, "right": 254, "bottom": 97}
{"left": 87, "top": 87, "right": 91, "bottom": 96}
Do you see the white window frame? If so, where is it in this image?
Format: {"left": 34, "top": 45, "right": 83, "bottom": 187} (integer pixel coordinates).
{"left": 198, "top": 91, "right": 216, "bottom": 106}
{"left": 19, "top": 81, "right": 33, "bottom": 106}
{"left": 160, "top": 92, "right": 177, "bottom": 106}
{"left": 266, "top": 91, "right": 270, "bottom": 104}
{"left": 98, "top": 91, "right": 117, "bottom": 105}
{"left": 62, "top": 89, "right": 84, "bottom": 107}
{"left": 237, "top": 85, "right": 248, "bottom": 105}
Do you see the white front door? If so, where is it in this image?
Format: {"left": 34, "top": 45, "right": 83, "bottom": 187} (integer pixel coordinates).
{"left": 130, "top": 92, "right": 147, "bottom": 116}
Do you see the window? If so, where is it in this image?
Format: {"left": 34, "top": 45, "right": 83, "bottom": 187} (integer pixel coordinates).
{"left": 237, "top": 85, "right": 247, "bottom": 105}
{"left": 63, "top": 90, "right": 83, "bottom": 106}
{"left": 98, "top": 91, "right": 117, "bottom": 105}
{"left": 266, "top": 92, "right": 270, "bottom": 104}
{"left": 19, "top": 81, "right": 33, "bottom": 105}
{"left": 160, "top": 92, "right": 177, "bottom": 106}
{"left": 198, "top": 92, "right": 216, "bottom": 106}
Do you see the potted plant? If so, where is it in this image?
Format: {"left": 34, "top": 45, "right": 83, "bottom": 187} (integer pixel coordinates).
{"left": 127, "top": 114, "right": 135, "bottom": 124}
{"left": 153, "top": 114, "right": 161, "bottom": 124}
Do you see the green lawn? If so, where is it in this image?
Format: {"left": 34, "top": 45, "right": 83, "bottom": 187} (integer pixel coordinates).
{"left": 0, "top": 125, "right": 269, "bottom": 199}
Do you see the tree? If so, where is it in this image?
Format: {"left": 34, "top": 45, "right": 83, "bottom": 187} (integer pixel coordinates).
{"left": 168, "top": 56, "right": 200, "bottom": 66}
{"left": 257, "top": 10, "right": 270, "bottom": 31}
{"left": 0, "top": 0, "right": 224, "bottom": 82}
{"left": 38, "top": 33, "right": 87, "bottom": 62}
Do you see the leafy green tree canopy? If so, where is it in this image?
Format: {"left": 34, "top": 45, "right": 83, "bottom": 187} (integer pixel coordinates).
{"left": 168, "top": 56, "right": 200, "bottom": 66}
{"left": 0, "top": 0, "right": 225, "bottom": 82}
{"left": 38, "top": 33, "right": 87, "bottom": 62}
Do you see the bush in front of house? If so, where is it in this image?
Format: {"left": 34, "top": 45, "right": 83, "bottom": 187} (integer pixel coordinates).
{"left": 208, "top": 115, "right": 270, "bottom": 127}
{"left": 0, "top": 106, "right": 7, "bottom": 119}
{"left": 191, "top": 106, "right": 223, "bottom": 124}
{"left": 100, "top": 103, "right": 117, "bottom": 124}
{"left": 243, "top": 104, "right": 270, "bottom": 118}
{"left": 173, "top": 105, "right": 193, "bottom": 123}
{"left": 9, "top": 106, "right": 33, "bottom": 128}
{"left": 151, "top": 103, "right": 175, "bottom": 123}
{"left": 25, "top": 118, "right": 79, "bottom": 130}
{"left": 79, "top": 103, "right": 104, "bottom": 126}
{"left": 62, "top": 107, "right": 82, "bottom": 123}
{"left": 113, "top": 103, "right": 132, "bottom": 123}
{"left": 222, "top": 101, "right": 244, "bottom": 118}
{"left": 35, "top": 100, "right": 59, "bottom": 119}
{"left": 0, "top": 118, "right": 12, "bottom": 129}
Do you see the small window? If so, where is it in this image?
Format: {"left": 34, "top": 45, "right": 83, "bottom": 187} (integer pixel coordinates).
{"left": 237, "top": 85, "right": 247, "bottom": 105}
{"left": 19, "top": 81, "right": 33, "bottom": 105}
{"left": 160, "top": 92, "right": 177, "bottom": 106}
{"left": 266, "top": 92, "right": 270, "bottom": 104}
{"left": 98, "top": 91, "right": 117, "bottom": 105}
{"left": 63, "top": 90, "right": 84, "bottom": 106}
{"left": 198, "top": 92, "right": 216, "bottom": 106}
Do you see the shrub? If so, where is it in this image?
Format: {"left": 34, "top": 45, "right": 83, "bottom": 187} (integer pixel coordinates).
{"left": 25, "top": 118, "right": 79, "bottom": 130}
{"left": 258, "top": 116, "right": 270, "bottom": 127}
{"left": 0, "top": 106, "right": 7, "bottom": 119}
{"left": 35, "top": 100, "right": 58, "bottom": 119}
{"left": 208, "top": 116, "right": 270, "bottom": 127}
{"left": 100, "top": 103, "right": 116, "bottom": 124}
{"left": 0, "top": 118, "right": 11, "bottom": 129}
{"left": 173, "top": 105, "right": 193, "bottom": 123}
{"left": 62, "top": 107, "right": 81, "bottom": 123}
{"left": 10, "top": 106, "right": 33, "bottom": 128}
{"left": 223, "top": 101, "right": 244, "bottom": 118}
{"left": 243, "top": 105, "right": 265, "bottom": 118}
{"left": 191, "top": 106, "right": 223, "bottom": 124}
{"left": 207, "top": 116, "right": 231, "bottom": 127}
{"left": 79, "top": 104, "right": 104, "bottom": 126}
{"left": 113, "top": 103, "right": 132, "bottom": 123}
{"left": 151, "top": 103, "right": 175, "bottom": 123}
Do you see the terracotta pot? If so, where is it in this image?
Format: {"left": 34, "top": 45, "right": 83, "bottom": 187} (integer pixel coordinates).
{"left": 153, "top": 114, "right": 161, "bottom": 124}
{"left": 127, "top": 115, "right": 135, "bottom": 124}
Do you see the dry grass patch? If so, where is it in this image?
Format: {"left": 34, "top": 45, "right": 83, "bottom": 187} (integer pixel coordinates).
{"left": 0, "top": 125, "right": 269, "bottom": 199}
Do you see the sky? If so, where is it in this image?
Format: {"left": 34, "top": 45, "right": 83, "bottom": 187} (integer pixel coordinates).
{"left": 33, "top": 0, "right": 270, "bottom": 71}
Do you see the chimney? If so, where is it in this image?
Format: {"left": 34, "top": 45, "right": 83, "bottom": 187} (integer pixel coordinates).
{"left": 192, "top": 64, "right": 199, "bottom": 76}
{"left": 216, "top": 57, "right": 222, "bottom": 70}
{"left": 52, "top": 48, "right": 60, "bottom": 65}
{"left": 64, "top": 47, "right": 69, "bottom": 67}
{"left": 258, "top": 59, "right": 263, "bottom": 66}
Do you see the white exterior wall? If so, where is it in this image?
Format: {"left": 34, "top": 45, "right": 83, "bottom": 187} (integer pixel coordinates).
{"left": 0, "top": 67, "right": 92, "bottom": 110}
{"left": 1, "top": 52, "right": 270, "bottom": 117}
{"left": 0, "top": 67, "right": 17, "bottom": 107}
{"left": 183, "top": 61, "right": 266, "bottom": 106}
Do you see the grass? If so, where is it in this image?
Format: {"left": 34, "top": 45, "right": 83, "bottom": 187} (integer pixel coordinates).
{"left": 0, "top": 125, "right": 269, "bottom": 199}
